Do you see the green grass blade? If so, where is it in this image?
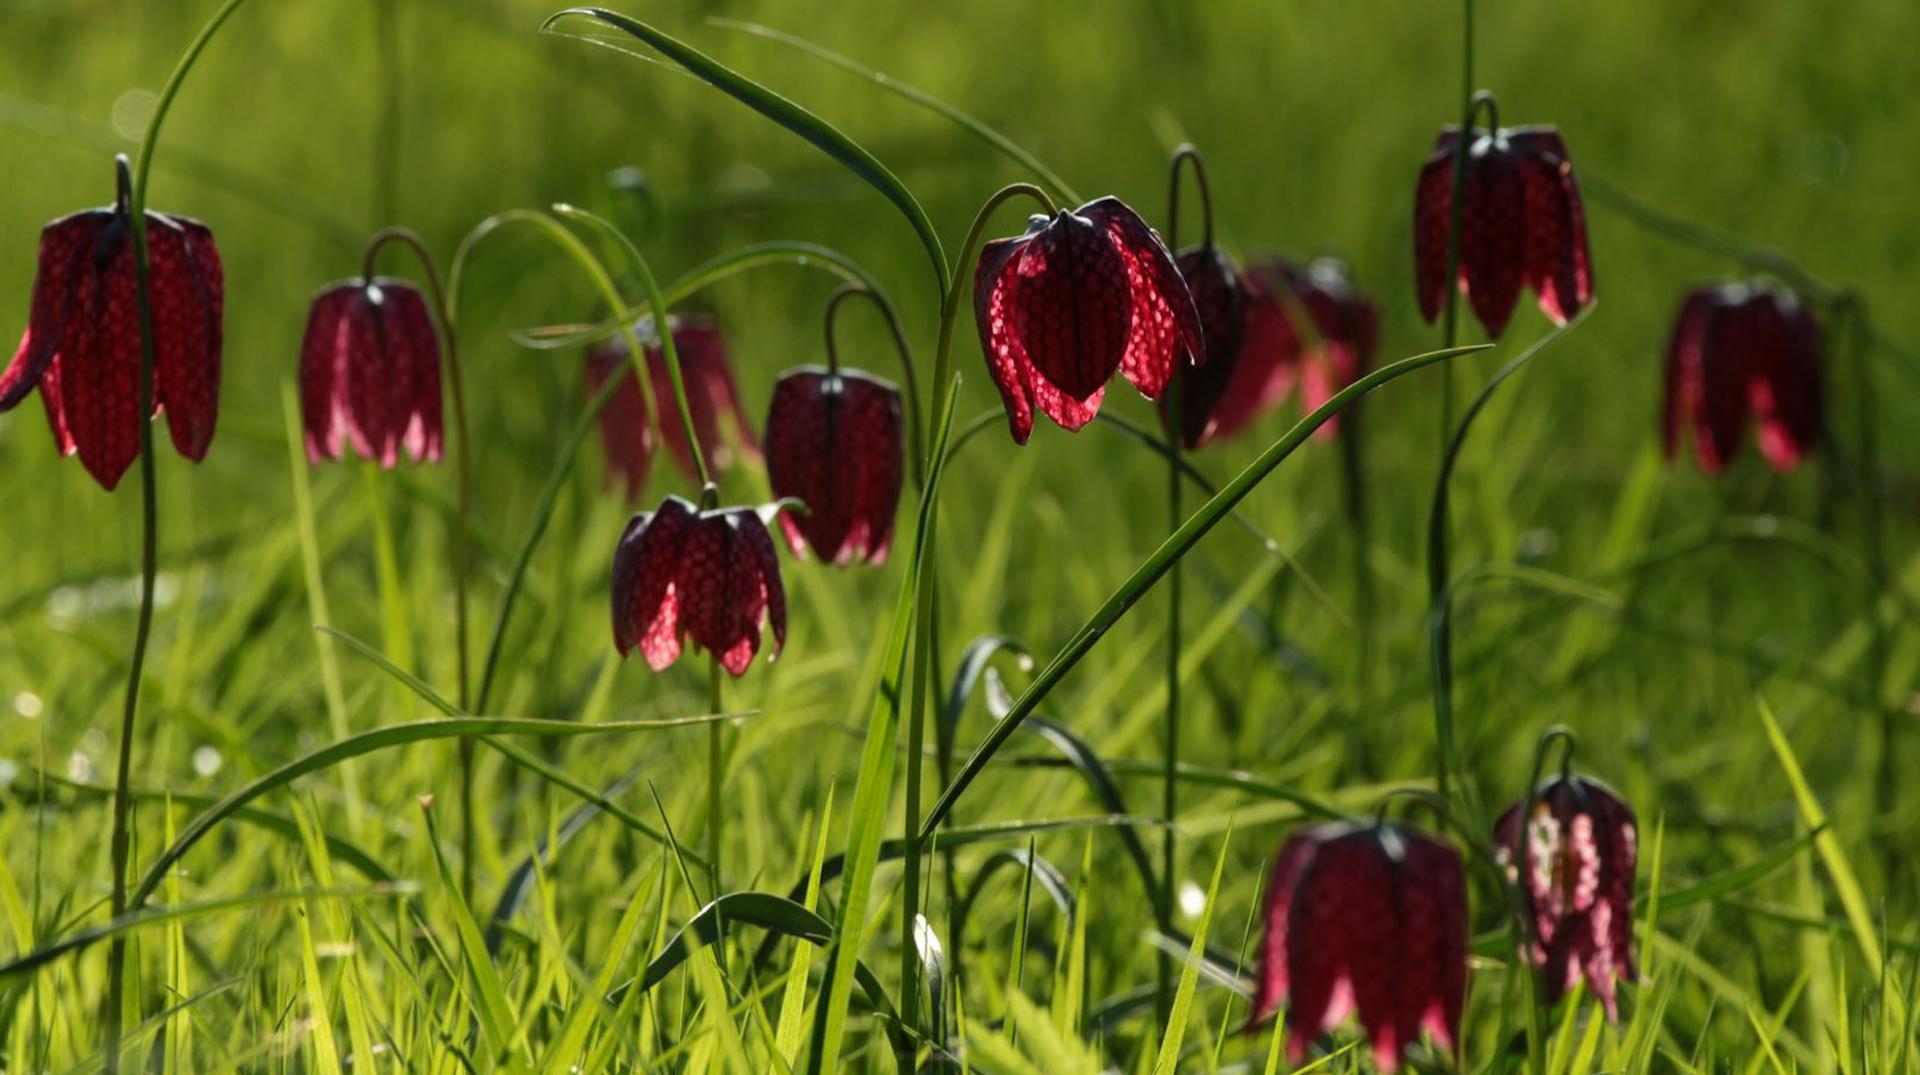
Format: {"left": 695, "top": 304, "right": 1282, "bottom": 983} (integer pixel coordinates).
{"left": 924, "top": 342, "right": 1488, "bottom": 837}
{"left": 542, "top": 7, "right": 948, "bottom": 293}
{"left": 1151, "top": 821, "right": 1232, "bottom": 1075}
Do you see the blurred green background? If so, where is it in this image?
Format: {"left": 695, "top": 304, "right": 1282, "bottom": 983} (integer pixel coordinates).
{"left": 1, "top": 0, "right": 1917, "bottom": 1067}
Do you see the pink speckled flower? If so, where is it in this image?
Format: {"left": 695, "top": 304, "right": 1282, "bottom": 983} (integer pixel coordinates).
{"left": 609, "top": 496, "right": 786, "bottom": 677}
{"left": 1494, "top": 775, "right": 1638, "bottom": 1019}
{"left": 299, "top": 277, "right": 443, "bottom": 467}
{"left": 764, "top": 367, "right": 903, "bottom": 566}
{"left": 1253, "top": 822, "right": 1467, "bottom": 1072}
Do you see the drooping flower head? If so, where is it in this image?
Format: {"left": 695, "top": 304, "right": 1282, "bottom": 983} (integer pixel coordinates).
{"left": 1663, "top": 282, "right": 1822, "bottom": 473}
{"left": 1247, "top": 258, "right": 1378, "bottom": 442}
{"left": 974, "top": 197, "right": 1203, "bottom": 443}
{"left": 1158, "top": 244, "right": 1250, "bottom": 450}
{"left": 0, "top": 161, "right": 223, "bottom": 489}
{"left": 1253, "top": 821, "right": 1466, "bottom": 1072}
{"left": 299, "top": 277, "right": 443, "bottom": 467}
{"left": 1493, "top": 775, "right": 1638, "bottom": 1020}
{"left": 1414, "top": 118, "right": 1593, "bottom": 338}
{"left": 765, "top": 367, "right": 903, "bottom": 565}
{"left": 585, "top": 315, "right": 759, "bottom": 500}
{"left": 610, "top": 496, "right": 787, "bottom": 677}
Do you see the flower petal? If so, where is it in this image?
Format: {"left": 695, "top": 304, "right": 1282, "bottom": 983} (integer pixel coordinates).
{"left": 1160, "top": 247, "right": 1247, "bottom": 450}
{"left": 1461, "top": 134, "right": 1529, "bottom": 338}
{"left": 148, "top": 213, "right": 222, "bottom": 461}
{"left": 1511, "top": 128, "right": 1593, "bottom": 325}
{"left": 587, "top": 338, "right": 657, "bottom": 501}
{"left": 1, "top": 211, "right": 108, "bottom": 412}
{"left": 1084, "top": 197, "right": 1203, "bottom": 400}
{"left": 1750, "top": 293, "right": 1822, "bottom": 472}
{"left": 765, "top": 368, "right": 903, "bottom": 565}
{"left": 62, "top": 221, "right": 142, "bottom": 490}
{"left": 299, "top": 286, "right": 355, "bottom": 463}
{"left": 1252, "top": 829, "right": 1321, "bottom": 1023}
{"left": 611, "top": 496, "right": 697, "bottom": 669}
{"left": 974, "top": 234, "right": 1039, "bottom": 444}
{"left": 1010, "top": 209, "right": 1131, "bottom": 401}
{"left": 1413, "top": 129, "right": 1461, "bottom": 325}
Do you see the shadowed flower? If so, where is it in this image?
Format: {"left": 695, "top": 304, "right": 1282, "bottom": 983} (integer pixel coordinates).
{"left": 1494, "top": 775, "right": 1638, "bottom": 1020}
{"left": 0, "top": 167, "right": 223, "bottom": 490}
{"left": 299, "top": 277, "right": 443, "bottom": 467}
{"left": 1415, "top": 123, "right": 1593, "bottom": 338}
{"left": 1158, "top": 245, "right": 1249, "bottom": 450}
{"left": 974, "top": 196, "right": 1203, "bottom": 443}
{"left": 610, "top": 495, "right": 786, "bottom": 676}
{"left": 585, "top": 315, "right": 760, "bottom": 500}
{"left": 765, "top": 367, "right": 903, "bottom": 565}
{"left": 1663, "top": 282, "right": 1822, "bottom": 473}
{"left": 1253, "top": 821, "right": 1466, "bottom": 1072}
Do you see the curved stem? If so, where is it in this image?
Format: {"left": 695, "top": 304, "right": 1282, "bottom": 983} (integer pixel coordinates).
{"left": 551, "top": 203, "right": 713, "bottom": 489}
{"left": 928, "top": 183, "right": 1057, "bottom": 459}
{"left": 1157, "top": 412, "right": 1181, "bottom": 1028}
{"left": 1437, "top": 0, "right": 1478, "bottom": 449}
{"left": 449, "top": 208, "right": 667, "bottom": 714}
{"left": 363, "top": 225, "right": 478, "bottom": 900}
{"left": 824, "top": 284, "right": 925, "bottom": 489}
{"left": 708, "top": 658, "right": 724, "bottom": 897}
{"left": 105, "top": 3, "right": 251, "bottom": 1067}
{"left": 1165, "top": 143, "right": 1214, "bottom": 252}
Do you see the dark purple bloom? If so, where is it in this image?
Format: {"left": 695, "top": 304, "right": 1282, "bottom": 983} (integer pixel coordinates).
{"left": 764, "top": 367, "right": 904, "bottom": 566}
{"left": 974, "top": 197, "right": 1203, "bottom": 443}
{"left": 585, "top": 316, "right": 760, "bottom": 500}
{"left": 1494, "top": 775, "right": 1639, "bottom": 1020}
{"left": 1253, "top": 822, "right": 1467, "bottom": 1072}
{"left": 1158, "top": 245, "right": 1250, "bottom": 450}
{"left": 1, "top": 174, "right": 224, "bottom": 490}
{"left": 1246, "top": 258, "right": 1378, "bottom": 442}
{"left": 1663, "top": 282, "right": 1822, "bottom": 473}
{"left": 299, "top": 278, "right": 443, "bottom": 467}
{"left": 610, "top": 496, "right": 787, "bottom": 677}
{"left": 1415, "top": 125, "right": 1594, "bottom": 337}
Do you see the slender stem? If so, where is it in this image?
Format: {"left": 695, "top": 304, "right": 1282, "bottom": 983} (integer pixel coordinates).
{"left": 707, "top": 657, "right": 724, "bottom": 895}
{"left": 362, "top": 226, "right": 475, "bottom": 898}
{"left": 1165, "top": 143, "right": 1214, "bottom": 251}
{"left": 929, "top": 184, "right": 1057, "bottom": 437}
{"left": 1431, "top": 0, "right": 1479, "bottom": 804}
{"left": 103, "top": 3, "right": 250, "bottom": 1066}
{"left": 1158, "top": 426, "right": 1182, "bottom": 1029}
{"left": 1339, "top": 409, "right": 1374, "bottom": 682}
{"left": 1842, "top": 300, "right": 1892, "bottom": 817}
{"left": 104, "top": 156, "right": 160, "bottom": 1075}
{"left": 823, "top": 284, "right": 925, "bottom": 489}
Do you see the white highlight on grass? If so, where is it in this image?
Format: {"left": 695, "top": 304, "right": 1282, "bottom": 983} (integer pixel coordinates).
{"left": 1178, "top": 880, "right": 1206, "bottom": 918}
{"left": 13, "top": 691, "right": 43, "bottom": 719}
{"left": 192, "top": 745, "right": 224, "bottom": 778}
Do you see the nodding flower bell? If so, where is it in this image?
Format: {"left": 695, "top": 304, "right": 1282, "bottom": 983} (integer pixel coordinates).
{"left": 765, "top": 367, "right": 904, "bottom": 566}
{"left": 1414, "top": 107, "right": 1593, "bottom": 338}
{"left": 585, "top": 316, "right": 759, "bottom": 501}
{"left": 610, "top": 496, "right": 787, "bottom": 676}
{"left": 974, "top": 197, "right": 1203, "bottom": 443}
{"left": 1663, "top": 282, "right": 1822, "bottom": 473}
{"left": 1253, "top": 822, "right": 1467, "bottom": 1072}
{"left": 1494, "top": 776, "right": 1638, "bottom": 1020}
{"left": 0, "top": 160, "right": 224, "bottom": 490}
{"left": 1158, "top": 243, "right": 1250, "bottom": 450}
{"left": 299, "top": 278, "right": 443, "bottom": 467}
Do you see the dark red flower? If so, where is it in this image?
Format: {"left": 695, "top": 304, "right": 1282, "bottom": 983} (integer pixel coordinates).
{"left": 610, "top": 496, "right": 787, "bottom": 676}
{"left": 974, "top": 197, "right": 1203, "bottom": 443}
{"left": 1663, "top": 282, "right": 1822, "bottom": 473}
{"left": 299, "top": 277, "right": 443, "bottom": 467}
{"left": 1247, "top": 258, "right": 1378, "bottom": 442}
{"left": 1253, "top": 822, "right": 1466, "bottom": 1072}
{"left": 1494, "top": 775, "right": 1638, "bottom": 1020}
{"left": 764, "top": 367, "right": 903, "bottom": 566}
{"left": 1158, "top": 245, "right": 1250, "bottom": 450}
{"left": 1415, "top": 125, "right": 1593, "bottom": 338}
{"left": 585, "top": 316, "right": 760, "bottom": 501}
{"left": 1, "top": 177, "right": 223, "bottom": 490}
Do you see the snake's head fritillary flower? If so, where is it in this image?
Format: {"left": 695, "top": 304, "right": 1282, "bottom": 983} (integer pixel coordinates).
{"left": 585, "top": 315, "right": 761, "bottom": 500}
{"left": 1663, "top": 282, "right": 1822, "bottom": 473}
{"left": 1246, "top": 258, "right": 1378, "bottom": 442}
{"left": 1158, "top": 245, "right": 1249, "bottom": 450}
{"left": 974, "top": 196, "right": 1203, "bottom": 443}
{"left": 1414, "top": 123, "right": 1593, "bottom": 338}
{"left": 765, "top": 367, "right": 903, "bottom": 566}
{"left": 299, "top": 277, "right": 443, "bottom": 467}
{"left": 0, "top": 165, "right": 223, "bottom": 490}
{"left": 1494, "top": 775, "right": 1638, "bottom": 1020}
{"left": 610, "top": 496, "right": 787, "bottom": 677}
{"left": 1253, "top": 822, "right": 1467, "bottom": 1072}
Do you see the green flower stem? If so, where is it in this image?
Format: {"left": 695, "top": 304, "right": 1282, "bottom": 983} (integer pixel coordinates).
{"left": 823, "top": 283, "right": 925, "bottom": 490}
{"left": 105, "top": 1, "right": 250, "bottom": 1068}
{"left": 362, "top": 226, "right": 475, "bottom": 895}
{"left": 896, "top": 182, "right": 1057, "bottom": 1039}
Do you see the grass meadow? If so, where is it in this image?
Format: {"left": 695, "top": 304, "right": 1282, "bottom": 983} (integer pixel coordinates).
{"left": 2, "top": 0, "right": 1919, "bottom": 1071}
